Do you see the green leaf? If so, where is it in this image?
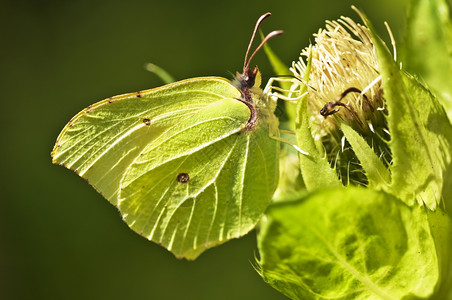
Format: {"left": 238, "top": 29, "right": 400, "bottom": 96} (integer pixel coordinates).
{"left": 262, "top": 34, "right": 291, "bottom": 90}
{"left": 273, "top": 147, "right": 305, "bottom": 202}
{"left": 258, "top": 187, "right": 440, "bottom": 300}
{"left": 295, "top": 53, "right": 342, "bottom": 190}
{"left": 401, "top": 0, "right": 452, "bottom": 120}
{"left": 145, "top": 63, "right": 175, "bottom": 84}
{"left": 52, "top": 77, "right": 279, "bottom": 259}
{"left": 426, "top": 208, "right": 452, "bottom": 299}
{"left": 340, "top": 122, "right": 390, "bottom": 190}
{"left": 362, "top": 12, "right": 452, "bottom": 210}
{"left": 261, "top": 32, "right": 298, "bottom": 127}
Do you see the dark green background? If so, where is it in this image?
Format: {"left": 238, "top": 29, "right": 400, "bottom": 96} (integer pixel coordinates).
{"left": 1, "top": 0, "right": 412, "bottom": 299}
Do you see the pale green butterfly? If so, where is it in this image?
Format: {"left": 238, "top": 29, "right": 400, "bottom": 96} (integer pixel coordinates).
{"left": 52, "top": 13, "right": 281, "bottom": 259}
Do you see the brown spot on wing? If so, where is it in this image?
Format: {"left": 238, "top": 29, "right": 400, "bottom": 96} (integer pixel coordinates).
{"left": 177, "top": 173, "right": 190, "bottom": 183}
{"left": 143, "top": 118, "right": 151, "bottom": 126}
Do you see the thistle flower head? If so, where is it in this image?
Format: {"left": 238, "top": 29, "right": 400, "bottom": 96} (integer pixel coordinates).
{"left": 291, "top": 16, "right": 392, "bottom": 185}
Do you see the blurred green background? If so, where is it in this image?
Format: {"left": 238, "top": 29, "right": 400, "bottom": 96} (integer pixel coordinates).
{"left": 0, "top": 0, "right": 422, "bottom": 299}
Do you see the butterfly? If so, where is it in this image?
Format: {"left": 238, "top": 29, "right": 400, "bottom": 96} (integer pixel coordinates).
{"left": 51, "top": 13, "right": 281, "bottom": 259}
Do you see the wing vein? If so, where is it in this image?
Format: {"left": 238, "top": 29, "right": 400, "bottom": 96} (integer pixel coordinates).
{"left": 79, "top": 123, "right": 146, "bottom": 176}
{"left": 238, "top": 135, "right": 251, "bottom": 233}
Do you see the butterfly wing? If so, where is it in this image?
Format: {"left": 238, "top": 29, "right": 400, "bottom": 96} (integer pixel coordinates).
{"left": 52, "top": 77, "right": 278, "bottom": 259}
{"left": 119, "top": 97, "right": 278, "bottom": 259}
{"left": 52, "top": 77, "right": 240, "bottom": 204}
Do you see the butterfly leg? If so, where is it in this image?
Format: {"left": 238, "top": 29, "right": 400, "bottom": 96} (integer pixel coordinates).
{"left": 264, "top": 77, "right": 306, "bottom": 103}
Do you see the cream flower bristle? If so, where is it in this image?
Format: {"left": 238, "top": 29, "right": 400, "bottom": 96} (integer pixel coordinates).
{"left": 292, "top": 17, "right": 386, "bottom": 135}
{"left": 291, "top": 16, "right": 392, "bottom": 186}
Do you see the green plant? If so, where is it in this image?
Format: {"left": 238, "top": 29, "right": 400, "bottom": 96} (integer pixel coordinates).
{"left": 52, "top": 1, "right": 452, "bottom": 299}
{"left": 258, "top": 2, "right": 452, "bottom": 299}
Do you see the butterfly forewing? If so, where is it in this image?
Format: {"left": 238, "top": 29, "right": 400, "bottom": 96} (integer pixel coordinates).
{"left": 52, "top": 77, "right": 239, "bottom": 204}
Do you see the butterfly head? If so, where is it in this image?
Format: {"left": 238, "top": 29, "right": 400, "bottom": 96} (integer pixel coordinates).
{"left": 235, "top": 13, "right": 282, "bottom": 100}
{"left": 235, "top": 65, "right": 261, "bottom": 91}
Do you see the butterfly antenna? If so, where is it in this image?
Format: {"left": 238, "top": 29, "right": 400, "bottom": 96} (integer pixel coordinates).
{"left": 245, "top": 30, "right": 284, "bottom": 71}
{"left": 243, "top": 12, "right": 272, "bottom": 71}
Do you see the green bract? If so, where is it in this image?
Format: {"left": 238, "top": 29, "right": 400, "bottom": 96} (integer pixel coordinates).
{"left": 401, "top": 0, "right": 452, "bottom": 120}
{"left": 365, "top": 13, "right": 452, "bottom": 210}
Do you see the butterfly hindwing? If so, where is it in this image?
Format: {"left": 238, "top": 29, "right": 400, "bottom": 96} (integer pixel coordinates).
{"left": 118, "top": 96, "right": 278, "bottom": 259}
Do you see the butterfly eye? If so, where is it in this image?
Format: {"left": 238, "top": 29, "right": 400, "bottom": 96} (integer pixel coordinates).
{"left": 245, "top": 75, "right": 255, "bottom": 87}
{"left": 176, "top": 173, "right": 190, "bottom": 183}
{"left": 142, "top": 118, "right": 151, "bottom": 126}
{"left": 243, "top": 66, "right": 258, "bottom": 88}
